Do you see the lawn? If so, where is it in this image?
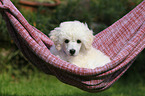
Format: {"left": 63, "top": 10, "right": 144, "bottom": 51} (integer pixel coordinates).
{"left": 0, "top": 69, "right": 145, "bottom": 96}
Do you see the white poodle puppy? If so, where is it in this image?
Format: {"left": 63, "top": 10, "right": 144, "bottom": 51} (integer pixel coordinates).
{"left": 49, "top": 21, "right": 111, "bottom": 69}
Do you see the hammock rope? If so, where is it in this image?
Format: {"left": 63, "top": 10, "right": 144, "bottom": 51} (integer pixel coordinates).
{"left": 0, "top": 0, "right": 144, "bottom": 92}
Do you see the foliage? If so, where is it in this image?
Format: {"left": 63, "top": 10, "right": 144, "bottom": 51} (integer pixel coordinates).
{"left": 0, "top": 15, "right": 10, "bottom": 42}
{"left": 0, "top": 43, "right": 37, "bottom": 78}
{"left": 20, "top": 0, "right": 56, "bottom": 3}
{"left": 48, "top": 0, "right": 93, "bottom": 26}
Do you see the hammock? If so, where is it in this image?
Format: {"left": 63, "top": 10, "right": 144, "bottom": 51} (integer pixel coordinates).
{"left": 0, "top": 0, "right": 145, "bottom": 92}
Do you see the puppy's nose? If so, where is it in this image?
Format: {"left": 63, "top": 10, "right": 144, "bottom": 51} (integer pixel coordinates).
{"left": 70, "top": 49, "right": 76, "bottom": 55}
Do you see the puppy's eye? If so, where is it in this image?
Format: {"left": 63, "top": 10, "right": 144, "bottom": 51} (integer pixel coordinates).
{"left": 64, "top": 39, "right": 69, "bottom": 43}
{"left": 77, "top": 40, "right": 81, "bottom": 43}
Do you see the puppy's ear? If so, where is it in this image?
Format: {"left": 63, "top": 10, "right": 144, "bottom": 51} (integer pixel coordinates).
{"left": 49, "top": 28, "right": 62, "bottom": 51}
{"left": 83, "top": 35, "right": 94, "bottom": 50}
{"left": 82, "top": 23, "right": 94, "bottom": 50}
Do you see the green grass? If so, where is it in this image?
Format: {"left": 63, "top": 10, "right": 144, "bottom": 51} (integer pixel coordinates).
{"left": 0, "top": 71, "right": 145, "bottom": 96}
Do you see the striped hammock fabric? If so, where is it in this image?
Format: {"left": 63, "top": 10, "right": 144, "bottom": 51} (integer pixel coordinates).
{"left": 0, "top": 0, "right": 144, "bottom": 92}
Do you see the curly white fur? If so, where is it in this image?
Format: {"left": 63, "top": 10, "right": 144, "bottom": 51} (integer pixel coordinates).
{"left": 49, "top": 21, "right": 111, "bottom": 69}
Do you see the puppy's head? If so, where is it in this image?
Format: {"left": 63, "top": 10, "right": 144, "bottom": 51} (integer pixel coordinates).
{"left": 49, "top": 21, "right": 94, "bottom": 56}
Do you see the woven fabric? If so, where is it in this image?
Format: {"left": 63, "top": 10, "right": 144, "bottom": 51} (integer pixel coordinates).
{"left": 0, "top": 0, "right": 145, "bottom": 92}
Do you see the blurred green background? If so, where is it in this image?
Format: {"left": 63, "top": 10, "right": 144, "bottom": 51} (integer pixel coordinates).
{"left": 0, "top": 0, "right": 145, "bottom": 95}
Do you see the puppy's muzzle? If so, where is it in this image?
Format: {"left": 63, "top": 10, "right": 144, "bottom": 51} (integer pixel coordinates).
{"left": 70, "top": 49, "right": 76, "bottom": 56}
